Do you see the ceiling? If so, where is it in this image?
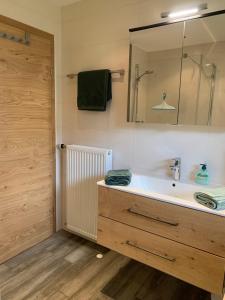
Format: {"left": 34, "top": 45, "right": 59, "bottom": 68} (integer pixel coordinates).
{"left": 48, "top": 0, "right": 81, "bottom": 7}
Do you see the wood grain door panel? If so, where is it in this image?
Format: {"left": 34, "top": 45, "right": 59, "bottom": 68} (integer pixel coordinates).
{"left": 0, "top": 16, "right": 55, "bottom": 263}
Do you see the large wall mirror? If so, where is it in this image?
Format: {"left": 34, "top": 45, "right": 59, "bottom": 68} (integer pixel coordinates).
{"left": 128, "top": 11, "right": 225, "bottom": 126}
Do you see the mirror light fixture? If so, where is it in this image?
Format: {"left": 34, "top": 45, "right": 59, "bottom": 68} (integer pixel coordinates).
{"left": 161, "top": 3, "right": 208, "bottom": 19}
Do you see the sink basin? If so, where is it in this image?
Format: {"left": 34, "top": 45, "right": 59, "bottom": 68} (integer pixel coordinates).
{"left": 128, "top": 174, "right": 204, "bottom": 201}
{"left": 97, "top": 174, "right": 225, "bottom": 217}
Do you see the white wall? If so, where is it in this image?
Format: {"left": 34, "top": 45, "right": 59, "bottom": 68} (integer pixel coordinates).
{"left": 0, "top": 0, "right": 63, "bottom": 229}
{"left": 61, "top": 0, "right": 225, "bottom": 186}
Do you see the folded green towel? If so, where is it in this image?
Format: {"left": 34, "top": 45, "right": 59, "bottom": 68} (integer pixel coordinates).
{"left": 194, "top": 187, "right": 225, "bottom": 210}
{"left": 105, "top": 169, "right": 132, "bottom": 186}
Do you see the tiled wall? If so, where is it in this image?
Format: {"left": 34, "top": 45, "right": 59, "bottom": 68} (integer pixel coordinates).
{"left": 62, "top": 0, "right": 225, "bottom": 185}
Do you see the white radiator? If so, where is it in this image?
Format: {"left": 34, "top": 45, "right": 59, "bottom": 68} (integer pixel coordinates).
{"left": 63, "top": 145, "right": 112, "bottom": 241}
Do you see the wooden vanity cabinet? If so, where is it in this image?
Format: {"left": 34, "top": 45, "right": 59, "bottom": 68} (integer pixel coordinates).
{"left": 97, "top": 186, "right": 225, "bottom": 296}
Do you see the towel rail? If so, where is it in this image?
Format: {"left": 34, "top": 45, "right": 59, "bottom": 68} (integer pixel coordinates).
{"left": 67, "top": 69, "right": 125, "bottom": 79}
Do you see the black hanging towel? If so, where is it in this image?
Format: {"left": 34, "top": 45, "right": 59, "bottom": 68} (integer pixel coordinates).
{"left": 77, "top": 69, "right": 112, "bottom": 111}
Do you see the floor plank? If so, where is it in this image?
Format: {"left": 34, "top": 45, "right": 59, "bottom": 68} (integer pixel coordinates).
{"left": 0, "top": 230, "right": 211, "bottom": 300}
{"left": 26, "top": 244, "right": 104, "bottom": 299}
{"left": 61, "top": 251, "right": 128, "bottom": 298}
{"left": 69, "top": 253, "right": 129, "bottom": 300}
{"left": 2, "top": 240, "right": 78, "bottom": 299}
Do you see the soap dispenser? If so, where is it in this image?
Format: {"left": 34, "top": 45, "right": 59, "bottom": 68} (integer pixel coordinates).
{"left": 195, "top": 164, "right": 209, "bottom": 185}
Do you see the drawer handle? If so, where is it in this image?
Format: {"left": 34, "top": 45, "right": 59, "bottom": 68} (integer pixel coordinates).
{"left": 126, "top": 240, "right": 176, "bottom": 262}
{"left": 127, "top": 208, "right": 179, "bottom": 227}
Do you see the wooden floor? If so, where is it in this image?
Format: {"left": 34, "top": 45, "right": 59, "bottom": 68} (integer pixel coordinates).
{"left": 103, "top": 260, "right": 210, "bottom": 300}
{"left": 0, "top": 231, "right": 210, "bottom": 300}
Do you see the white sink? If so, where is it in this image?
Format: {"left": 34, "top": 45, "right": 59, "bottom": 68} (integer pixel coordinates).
{"left": 97, "top": 174, "right": 225, "bottom": 217}
{"left": 128, "top": 174, "right": 204, "bottom": 201}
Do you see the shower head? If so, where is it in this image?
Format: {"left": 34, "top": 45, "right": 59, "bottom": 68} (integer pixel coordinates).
{"left": 205, "top": 63, "right": 217, "bottom": 79}
{"left": 136, "top": 70, "right": 154, "bottom": 82}
{"left": 205, "top": 62, "right": 217, "bottom": 70}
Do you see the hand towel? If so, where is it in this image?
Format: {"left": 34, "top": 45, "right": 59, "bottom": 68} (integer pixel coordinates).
{"left": 77, "top": 69, "right": 112, "bottom": 111}
{"left": 105, "top": 169, "right": 132, "bottom": 186}
{"left": 194, "top": 187, "right": 225, "bottom": 210}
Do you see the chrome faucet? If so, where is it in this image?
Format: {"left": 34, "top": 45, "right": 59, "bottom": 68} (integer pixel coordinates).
{"left": 170, "top": 158, "right": 181, "bottom": 181}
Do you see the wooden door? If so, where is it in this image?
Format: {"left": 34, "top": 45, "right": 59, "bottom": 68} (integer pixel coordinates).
{"left": 0, "top": 16, "right": 55, "bottom": 263}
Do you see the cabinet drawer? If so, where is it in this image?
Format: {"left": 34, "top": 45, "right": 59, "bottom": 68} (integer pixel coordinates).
{"left": 99, "top": 186, "right": 225, "bottom": 257}
{"left": 98, "top": 216, "right": 225, "bottom": 295}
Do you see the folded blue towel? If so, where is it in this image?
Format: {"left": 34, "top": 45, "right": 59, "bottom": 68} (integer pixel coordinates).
{"left": 194, "top": 187, "right": 225, "bottom": 210}
{"left": 105, "top": 169, "right": 132, "bottom": 186}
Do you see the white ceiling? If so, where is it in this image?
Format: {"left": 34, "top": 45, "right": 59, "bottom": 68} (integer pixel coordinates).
{"left": 48, "top": 0, "right": 81, "bottom": 7}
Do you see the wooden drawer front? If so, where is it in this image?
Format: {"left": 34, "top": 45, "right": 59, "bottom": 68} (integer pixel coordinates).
{"left": 99, "top": 186, "right": 225, "bottom": 257}
{"left": 98, "top": 216, "right": 225, "bottom": 295}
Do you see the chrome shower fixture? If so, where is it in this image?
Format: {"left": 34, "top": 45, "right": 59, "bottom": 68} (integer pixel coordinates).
{"left": 136, "top": 70, "right": 154, "bottom": 82}
{"left": 183, "top": 53, "right": 216, "bottom": 79}
{"left": 183, "top": 53, "right": 200, "bottom": 66}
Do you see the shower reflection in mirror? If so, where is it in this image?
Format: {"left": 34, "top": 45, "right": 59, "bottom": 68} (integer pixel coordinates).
{"left": 132, "top": 64, "right": 154, "bottom": 122}
{"left": 128, "top": 12, "right": 225, "bottom": 126}
{"left": 183, "top": 53, "right": 217, "bottom": 125}
{"left": 128, "top": 21, "right": 184, "bottom": 124}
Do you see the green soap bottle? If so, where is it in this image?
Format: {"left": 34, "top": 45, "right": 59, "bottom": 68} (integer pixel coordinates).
{"left": 195, "top": 164, "right": 209, "bottom": 185}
